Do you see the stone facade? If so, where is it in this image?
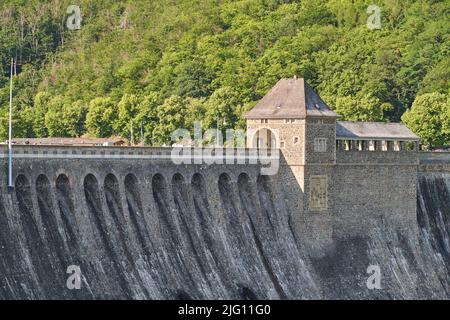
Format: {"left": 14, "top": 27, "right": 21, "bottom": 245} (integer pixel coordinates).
{"left": 244, "top": 78, "right": 422, "bottom": 238}
{"left": 0, "top": 78, "right": 448, "bottom": 299}
{"left": 246, "top": 118, "right": 306, "bottom": 165}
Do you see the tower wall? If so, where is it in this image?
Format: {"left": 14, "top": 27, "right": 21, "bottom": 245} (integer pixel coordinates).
{"left": 304, "top": 118, "right": 336, "bottom": 164}
{"left": 246, "top": 119, "right": 305, "bottom": 165}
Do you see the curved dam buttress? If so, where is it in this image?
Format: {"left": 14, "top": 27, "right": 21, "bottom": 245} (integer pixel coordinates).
{"left": 0, "top": 145, "right": 449, "bottom": 299}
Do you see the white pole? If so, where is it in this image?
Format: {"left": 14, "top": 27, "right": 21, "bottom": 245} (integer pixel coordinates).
{"left": 130, "top": 120, "right": 134, "bottom": 146}
{"left": 216, "top": 118, "right": 219, "bottom": 147}
{"left": 140, "top": 121, "right": 144, "bottom": 146}
{"left": 8, "top": 58, "right": 13, "bottom": 188}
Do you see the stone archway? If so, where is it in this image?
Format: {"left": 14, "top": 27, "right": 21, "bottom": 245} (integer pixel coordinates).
{"left": 252, "top": 128, "right": 277, "bottom": 149}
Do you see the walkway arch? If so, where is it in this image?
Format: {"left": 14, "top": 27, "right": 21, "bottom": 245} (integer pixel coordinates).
{"left": 252, "top": 128, "right": 278, "bottom": 149}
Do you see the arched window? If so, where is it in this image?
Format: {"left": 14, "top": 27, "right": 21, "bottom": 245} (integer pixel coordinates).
{"left": 253, "top": 128, "right": 277, "bottom": 149}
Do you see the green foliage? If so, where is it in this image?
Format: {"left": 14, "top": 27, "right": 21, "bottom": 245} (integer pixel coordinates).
{"left": 0, "top": 0, "right": 447, "bottom": 145}
{"left": 115, "top": 94, "right": 142, "bottom": 139}
{"left": 331, "top": 95, "right": 392, "bottom": 122}
{"left": 184, "top": 97, "right": 206, "bottom": 131}
{"left": 86, "top": 97, "right": 118, "bottom": 138}
{"left": 31, "top": 92, "right": 52, "bottom": 137}
{"left": 44, "top": 96, "right": 88, "bottom": 137}
{"left": 402, "top": 93, "right": 450, "bottom": 148}
{"left": 153, "top": 95, "right": 188, "bottom": 145}
{"left": 204, "top": 87, "right": 241, "bottom": 130}
{"left": 136, "top": 93, "right": 161, "bottom": 144}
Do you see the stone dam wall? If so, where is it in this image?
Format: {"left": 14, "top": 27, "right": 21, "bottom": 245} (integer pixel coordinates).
{"left": 0, "top": 146, "right": 449, "bottom": 299}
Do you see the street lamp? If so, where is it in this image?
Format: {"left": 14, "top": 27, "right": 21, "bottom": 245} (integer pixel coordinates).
{"left": 8, "top": 58, "right": 13, "bottom": 189}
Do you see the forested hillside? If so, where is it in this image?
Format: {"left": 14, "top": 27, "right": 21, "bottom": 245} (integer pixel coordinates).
{"left": 0, "top": 0, "right": 448, "bottom": 147}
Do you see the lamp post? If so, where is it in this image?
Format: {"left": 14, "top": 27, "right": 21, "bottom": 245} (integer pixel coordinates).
{"left": 140, "top": 121, "right": 144, "bottom": 146}
{"left": 130, "top": 120, "right": 134, "bottom": 146}
{"left": 216, "top": 118, "right": 220, "bottom": 147}
{"left": 8, "top": 58, "right": 13, "bottom": 189}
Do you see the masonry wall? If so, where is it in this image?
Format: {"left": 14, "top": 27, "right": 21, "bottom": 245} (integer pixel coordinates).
{"left": 332, "top": 151, "right": 419, "bottom": 233}
{"left": 247, "top": 119, "right": 305, "bottom": 165}
{"left": 332, "top": 163, "right": 418, "bottom": 234}
{"left": 0, "top": 145, "right": 449, "bottom": 299}
{"left": 304, "top": 118, "right": 336, "bottom": 164}
{"left": 285, "top": 150, "right": 419, "bottom": 253}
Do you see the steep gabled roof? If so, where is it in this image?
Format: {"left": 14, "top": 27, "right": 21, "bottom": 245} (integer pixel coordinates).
{"left": 244, "top": 78, "right": 340, "bottom": 119}
{"left": 336, "top": 121, "right": 419, "bottom": 141}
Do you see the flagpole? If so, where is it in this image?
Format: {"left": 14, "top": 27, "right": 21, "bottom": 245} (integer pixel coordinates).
{"left": 8, "top": 58, "right": 13, "bottom": 189}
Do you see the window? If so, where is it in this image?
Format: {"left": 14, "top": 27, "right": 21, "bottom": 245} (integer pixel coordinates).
{"left": 280, "top": 141, "right": 285, "bottom": 148}
{"left": 260, "top": 119, "right": 268, "bottom": 124}
{"left": 405, "top": 141, "right": 417, "bottom": 151}
{"left": 284, "top": 119, "right": 295, "bottom": 124}
{"left": 293, "top": 136, "right": 299, "bottom": 144}
{"left": 374, "top": 141, "right": 382, "bottom": 151}
{"left": 314, "top": 138, "right": 327, "bottom": 152}
{"left": 361, "top": 140, "right": 369, "bottom": 151}
{"left": 387, "top": 141, "right": 394, "bottom": 151}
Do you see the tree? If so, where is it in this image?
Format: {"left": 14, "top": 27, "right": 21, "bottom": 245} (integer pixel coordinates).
{"left": 44, "top": 96, "right": 88, "bottom": 137}
{"left": 0, "top": 105, "right": 33, "bottom": 141}
{"left": 173, "top": 59, "right": 214, "bottom": 98}
{"left": 86, "top": 97, "right": 118, "bottom": 137}
{"left": 65, "top": 100, "right": 88, "bottom": 137}
{"left": 135, "top": 92, "right": 161, "bottom": 145}
{"left": 401, "top": 92, "right": 449, "bottom": 148}
{"left": 204, "top": 87, "right": 241, "bottom": 130}
{"left": 31, "top": 91, "right": 51, "bottom": 137}
{"left": 44, "top": 96, "right": 68, "bottom": 137}
{"left": 331, "top": 95, "right": 392, "bottom": 122}
{"left": 114, "top": 94, "right": 141, "bottom": 141}
{"left": 153, "top": 95, "right": 187, "bottom": 145}
{"left": 0, "top": 0, "right": 448, "bottom": 143}
{"left": 184, "top": 97, "right": 206, "bottom": 132}
{"left": 419, "top": 58, "right": 450, "bottom": 95}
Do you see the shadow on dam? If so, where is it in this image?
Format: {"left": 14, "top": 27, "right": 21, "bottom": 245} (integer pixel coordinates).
{"left": 15, "top": 174, "right": 62, "bottom": 298}
{"left": 0, "top": 168, "right": 449, "bottom": 299}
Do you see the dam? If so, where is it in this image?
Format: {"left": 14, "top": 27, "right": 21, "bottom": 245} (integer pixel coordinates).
{"left": 0, "top": 78, "right": 449, "bottom": 299}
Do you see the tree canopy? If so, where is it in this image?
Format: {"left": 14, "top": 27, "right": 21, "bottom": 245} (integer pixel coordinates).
{"left": 0, "top": 0, "right": 448, "bottom": 147}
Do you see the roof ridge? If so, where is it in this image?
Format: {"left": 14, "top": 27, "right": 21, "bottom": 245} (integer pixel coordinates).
{"left": 244, "top": 77, "right": 340, "bottom": 119}
{"left": 336, "top": 121, "right": 419, "bottom": 140}
{"left": 338, "top": 121, "right": 405, "bottom": 125}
